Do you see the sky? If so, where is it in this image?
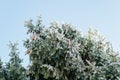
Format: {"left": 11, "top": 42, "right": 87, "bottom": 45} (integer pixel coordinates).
{"left": 0, "top": 0, "right": 120, "bottom": 67}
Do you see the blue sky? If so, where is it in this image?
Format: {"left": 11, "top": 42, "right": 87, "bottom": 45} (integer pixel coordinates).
{"left": 0, "top": 0, "right": 120, "bottom": 67}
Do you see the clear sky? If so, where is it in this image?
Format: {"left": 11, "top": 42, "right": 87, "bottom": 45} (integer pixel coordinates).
{"left": 0, "top": 0, "right": 120, "bottom": 67}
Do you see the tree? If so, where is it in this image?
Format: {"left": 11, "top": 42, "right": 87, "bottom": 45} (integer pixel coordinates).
{"left": 6, "top": 42, "right": 26, "bottom": 80}
{"left": 0, "top": 58, "right": 7, "bottom": 80}
{"left": 24, "top": 17, "right": 120, "bottom": 80}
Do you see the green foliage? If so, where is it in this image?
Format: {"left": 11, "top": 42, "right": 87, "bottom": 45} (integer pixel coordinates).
{"left": 0, "top": 16, "right": 120, "bottom": 80}
{"left": 6, "top": 42, "right": 26, "bottom": 80}
{"left": 24, "top": 17, "right": 120, "bottom": 80}
{"left": 0, "top": 58, "right": 6, "bottom": 80}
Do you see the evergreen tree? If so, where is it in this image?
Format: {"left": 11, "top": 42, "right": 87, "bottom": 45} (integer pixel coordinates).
{"left": 23, "top": 17, "right": 120, "bottom": 80}
{"left": 0, "top": 58, "right": 6, "bottom": 80}
{"left": 6, "top": 42, "right": 26, "bottom": 80}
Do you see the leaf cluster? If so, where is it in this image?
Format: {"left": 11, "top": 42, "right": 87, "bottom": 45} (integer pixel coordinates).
{"left": 24, "top": 17, "right": 120, "bottom": 80}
